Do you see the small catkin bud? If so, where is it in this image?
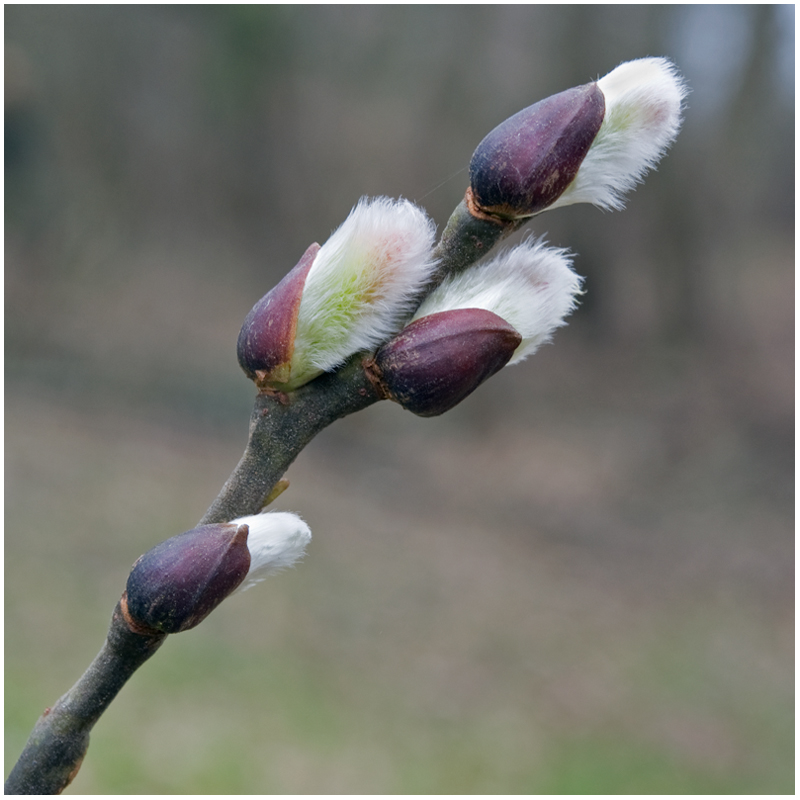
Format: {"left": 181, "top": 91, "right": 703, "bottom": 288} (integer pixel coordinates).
{"left": 237, "top": 197, "right": 437, "bottom": 392}
{"left": 468, "top": 58, "right": 686, "bottom": 219}
{"left": 373, "top": 308, "right": 522, "bottom": 417}
{"left": 124, "top": 523, "right": 251, "bottom": 634}
{"left": 124, "top": 512, "right": 311, "bottom": 633}
{"left": 413, "top": 238, "right": 583, "bottom": 365}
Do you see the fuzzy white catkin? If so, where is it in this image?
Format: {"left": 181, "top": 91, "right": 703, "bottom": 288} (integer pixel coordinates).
{"left": 232, "top": 512, "right": 311, "bottom": 592}
{"left": 287, "top": 197, "right": 438, "bottom": 388}
{"left": 413, "top": 238, "right": 583, "bottom": 364}
{"left": 552, "top": 57, "right": 688, "bottom": 211}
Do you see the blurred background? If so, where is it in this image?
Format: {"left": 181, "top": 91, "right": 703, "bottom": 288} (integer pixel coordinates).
{"left": 5, "top": 5, "right": 794, "bottom": 793}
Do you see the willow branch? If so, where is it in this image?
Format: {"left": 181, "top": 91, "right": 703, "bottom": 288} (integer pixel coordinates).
{"left": 5, "top": 195, "right": 508, "bottom": 795}
{"left": 429, "top": 193, "right": 519, "bottom": 287}
{"left": 4, "top": 603, "right": 166, "bottom": 795}
{"left": 200, "top": 356, "right": 385, "bottom": 524}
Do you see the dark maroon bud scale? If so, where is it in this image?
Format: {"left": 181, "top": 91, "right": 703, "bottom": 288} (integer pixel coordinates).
{"left": 237, "top": 242, "right": 320, "bottom": 387}
{"left": 374, "top": 308, "right": 522, "bottom": 417}
{"left": 125, "top": 523, "right": 252, "bottom": 634}
{"left": 469, "top": 83, "right": 605, "bottom": 220}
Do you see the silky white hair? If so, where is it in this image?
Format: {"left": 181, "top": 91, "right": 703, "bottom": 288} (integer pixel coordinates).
{"left": 287, "top": 197, "right": 437, "bottom": 388}
{"left": 232, "top": 512, "right": 312, "bottom": 592}
{"left": 413, "top": 238, "right": 583, "bottom": 364}
{"left": 553, "top": 57, "right": 688, "bottom": 211}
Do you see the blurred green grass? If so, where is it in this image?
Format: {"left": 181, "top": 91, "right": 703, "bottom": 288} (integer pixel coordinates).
{"left": 6, "top": 616, "right": 792, "bottom": 793}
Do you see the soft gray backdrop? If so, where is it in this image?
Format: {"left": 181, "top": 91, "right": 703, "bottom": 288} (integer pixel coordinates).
{"left": 6, "top": 5, "right": 793, "bottom": 793}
